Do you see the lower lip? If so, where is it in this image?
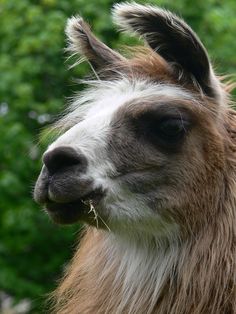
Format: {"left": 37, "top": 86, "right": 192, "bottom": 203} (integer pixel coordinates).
{"left": 45, "top": 199, "right": 90, "bottom": 224}
{"left": 46, "top": 199, "right": 85, "bottom": 212}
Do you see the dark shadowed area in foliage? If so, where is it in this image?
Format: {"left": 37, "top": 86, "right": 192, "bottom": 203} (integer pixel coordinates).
{"left": 0, "top": 0, "right": 235, "bottom": 312}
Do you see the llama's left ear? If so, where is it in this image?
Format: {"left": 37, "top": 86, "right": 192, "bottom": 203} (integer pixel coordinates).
{"left": 66, "top": 16, "right": 124, "bottom": 71}
{"left": 112, "top": 3, "right": 218, "bottom": 98}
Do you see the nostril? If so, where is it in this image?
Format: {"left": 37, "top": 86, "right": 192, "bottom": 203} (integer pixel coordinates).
{"left": 43, "top": 146, "right": 87, "bottom": 175}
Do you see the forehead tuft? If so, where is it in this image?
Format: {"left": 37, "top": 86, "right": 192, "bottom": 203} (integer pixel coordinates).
{"left": 94, "top": 46, "right": 179, "bottom": 86}
{"left": 124, "top": 47, "right": 175, "bottom": 83}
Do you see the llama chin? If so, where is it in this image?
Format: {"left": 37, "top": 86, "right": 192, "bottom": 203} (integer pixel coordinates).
{"left": 34, "top": 2, "right": 235, "bottom": 313}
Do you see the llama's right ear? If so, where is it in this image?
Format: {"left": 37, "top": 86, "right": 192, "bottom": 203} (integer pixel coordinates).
{"left": 66, "top": 16, "right": 124, "bottom": 71}
{"left": 112, "top": 3, "right": 219, "bottom": 98}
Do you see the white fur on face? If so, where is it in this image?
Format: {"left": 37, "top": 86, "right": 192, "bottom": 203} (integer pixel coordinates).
{"left": 46, "top": 78, "right": 194, "bottom": 235}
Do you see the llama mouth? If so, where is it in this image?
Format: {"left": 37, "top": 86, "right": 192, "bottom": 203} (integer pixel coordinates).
{"left": 44, "top": 190, "right": 104, "bottom": 225}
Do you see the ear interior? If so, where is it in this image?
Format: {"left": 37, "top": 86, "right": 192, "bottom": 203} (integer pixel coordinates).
{"left": 66, "top": 16, "right": 124, "bottom": 70}
{"left": 112, "top": 3, "right": 218, "bottom": 98}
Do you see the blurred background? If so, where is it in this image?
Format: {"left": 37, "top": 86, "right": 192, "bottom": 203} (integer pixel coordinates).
{"left": 0, "top": 0, "right": 235, "bottom": 313}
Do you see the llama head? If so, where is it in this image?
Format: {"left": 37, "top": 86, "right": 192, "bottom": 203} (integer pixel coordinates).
{"left": 34, "top": 3, "right": 230, "bottom": 240}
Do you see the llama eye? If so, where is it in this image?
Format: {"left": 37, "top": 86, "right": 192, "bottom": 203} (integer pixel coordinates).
{"left": 158, "top": 118, "right": 189, "bottom": 140}
{"left": 132, "top": 110, "right": 191, "bottom": 148}
{"left": 142, "top": 116, "right": 191, "bottom": 147}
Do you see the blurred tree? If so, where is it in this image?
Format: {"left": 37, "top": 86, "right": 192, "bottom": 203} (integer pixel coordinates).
{"left": 0, "top": 0, "right": 235, "bottom": 312}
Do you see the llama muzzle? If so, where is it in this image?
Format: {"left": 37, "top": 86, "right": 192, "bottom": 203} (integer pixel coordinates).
{"left": 34, "top": 146, "right": 105, "bottom": 224}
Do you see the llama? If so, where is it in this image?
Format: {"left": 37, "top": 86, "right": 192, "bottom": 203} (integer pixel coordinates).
{"left": 34, "top": 3, "right": 235, "bottom": 313}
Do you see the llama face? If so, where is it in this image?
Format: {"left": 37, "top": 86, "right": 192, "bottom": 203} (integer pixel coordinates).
{"left": 34, "top": 3, "right": 226, "bottom": 237}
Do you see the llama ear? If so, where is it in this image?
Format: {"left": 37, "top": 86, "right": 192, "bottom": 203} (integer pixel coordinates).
{"left": 112, "top": 3, "right": 217, "bottom": 97}
{"left": 66, "top": 16, "right": 124, "bottom": 70}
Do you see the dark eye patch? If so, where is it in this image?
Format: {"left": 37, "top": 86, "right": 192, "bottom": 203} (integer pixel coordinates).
{"left": 145, "top": 116, "right": 190, "bottom": 140}
{"left": 130, "top": 105, "right": 193, "bottom": 153}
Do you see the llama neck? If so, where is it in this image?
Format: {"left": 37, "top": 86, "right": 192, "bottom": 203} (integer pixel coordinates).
{"left": 53, "top": 228, "right": 179, "bottom": 314}
{"left": 103, "top": 232, "right": 180, "bottom": 314}
{"left": 53, "top": 219, "right": 234, "bottom": 314}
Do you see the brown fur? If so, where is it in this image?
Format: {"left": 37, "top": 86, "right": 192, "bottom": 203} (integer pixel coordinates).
{"left": 38, "top": 5, "right": 236, "bottom": 313}
{"left": 52, "top": 208, "right": 235, "bottom": 313}
{"left": 49, "top": 62, "right": 236, "bottom": 313}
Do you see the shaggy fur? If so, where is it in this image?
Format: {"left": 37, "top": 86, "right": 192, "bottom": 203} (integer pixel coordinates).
{"left": 34, "top": 3, "right": 236, "bottom": 314}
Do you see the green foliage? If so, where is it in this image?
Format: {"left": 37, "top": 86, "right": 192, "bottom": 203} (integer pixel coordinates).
{"left": 0, "top": 0, "right": 235, "bottom": 312}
